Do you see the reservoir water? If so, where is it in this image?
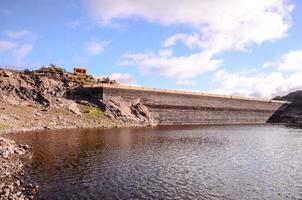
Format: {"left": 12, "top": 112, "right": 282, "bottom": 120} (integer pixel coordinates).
{"left": 5, "top": 125, "right": 302, "bottom": 199}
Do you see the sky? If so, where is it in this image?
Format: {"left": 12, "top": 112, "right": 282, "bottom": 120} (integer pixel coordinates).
{"left": 1, "top": 0, "right": 302, "bottom": 98}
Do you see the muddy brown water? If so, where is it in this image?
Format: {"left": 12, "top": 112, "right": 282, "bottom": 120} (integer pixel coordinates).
{"left": 4, "top": 124, "right": 302, "bottom": 199}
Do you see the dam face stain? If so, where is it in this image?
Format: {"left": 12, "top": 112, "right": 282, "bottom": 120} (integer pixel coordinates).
{"left": 5, "top": 125, "right": 302, "bottom": 199}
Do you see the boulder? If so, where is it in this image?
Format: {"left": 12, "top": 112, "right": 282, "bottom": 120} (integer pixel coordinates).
{"left": 103, "top": 98, "right": 157, "bottom": 126}
{"left": 68, "top": 102, "right": 81, "bottom": 116}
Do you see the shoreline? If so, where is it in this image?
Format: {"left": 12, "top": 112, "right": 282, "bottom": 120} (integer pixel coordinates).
{"left": 0, "top": 101, "right": 152, "bottom": 136}
{"left": 0, "top": 137, "right": 38, "bottom": 199}
{"left": 0, "top": 123, "right": 148, "bottom": 135}
{"left": 0, "top": 121, "right": 293, "bottom": 136}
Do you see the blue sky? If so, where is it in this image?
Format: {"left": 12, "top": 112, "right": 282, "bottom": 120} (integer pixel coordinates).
{"left": 1, "top": 0, "right": 302, "bottom": 98}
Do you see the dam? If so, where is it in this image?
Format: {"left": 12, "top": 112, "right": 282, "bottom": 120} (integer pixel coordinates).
{"left": 84, "top": 84, "right": 287, "bottom": 125}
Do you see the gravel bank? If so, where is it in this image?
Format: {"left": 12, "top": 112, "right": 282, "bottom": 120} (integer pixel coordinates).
{"left": 0, "top": 137, "right": 37, "bottom": 200}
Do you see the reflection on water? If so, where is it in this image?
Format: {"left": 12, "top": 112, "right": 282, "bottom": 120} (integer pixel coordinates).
{"left": 5, "top": 125, "right": 302, "bottom": 199}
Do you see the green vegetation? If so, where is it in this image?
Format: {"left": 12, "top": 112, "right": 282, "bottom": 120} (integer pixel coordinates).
{"left": 0, "top": 123, "right": 9, "bottom": 130}
{"left": 273, "top": 96, "right": 283, "bottom": 101}
{"left": 0, "top": 71, "right": 4, "bottom": 77}
{"left": 110, "top": 120, "right": 119, "bottom": 128}
{"left": 83, "top": 106, "right": 104, "bottom": 117}
{"left": 29, "top": 103, "right": 39, "bottom": 108}
{"left": 34, "top": 64, "right": 66, "bottom": 75}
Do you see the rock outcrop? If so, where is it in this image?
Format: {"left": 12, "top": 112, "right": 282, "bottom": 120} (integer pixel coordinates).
{"left": 268, "top": 91, "right": 302, "bottom": 124}
{"left": 0, "top": 67, "right": 89, "bottom": 106}
{"left": 0, "top": 137, "right": 37, "bottom": 200}
{"left": 0, "top": 66, "right": 155, "bottom": 133}
{"left": 103, "top": 100, "right": 156, "bottom": 126}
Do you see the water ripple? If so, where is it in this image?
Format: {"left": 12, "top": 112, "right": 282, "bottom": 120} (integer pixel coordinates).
{"left": 5, "top": 124, "right": 302, "bottom": 200}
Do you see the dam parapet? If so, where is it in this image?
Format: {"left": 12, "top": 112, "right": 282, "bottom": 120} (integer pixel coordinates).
{"left": 84, "top": 84, "right": 287, "bottom": 125}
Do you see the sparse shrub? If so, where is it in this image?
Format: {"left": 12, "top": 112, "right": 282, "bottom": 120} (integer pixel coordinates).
{"left": 83, "top": 106, "right": 104, "bottom": 117}
{"left": 110, "top": 121, "right": 119, "bottom": 128}
{"left": 0, "top": 124, "right": 9, "bottom": 130}
{"left": 35, "top": 64, "right": 66, "bottom": 74}
{"left": 0, "top": 71, "right": 4, "bottom": 77}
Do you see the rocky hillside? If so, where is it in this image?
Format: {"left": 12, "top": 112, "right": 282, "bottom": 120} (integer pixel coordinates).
{"left": 0, "top": 137, "right": 37, "bottom": 200}
{"left": 268, "top": 91, "right": 302, "bottom": 124}
{"left": 0, "top": 66, "right": 155, "bottom": 134}
{"left": 0, "top": 66, "right": 107, "bottom": 106}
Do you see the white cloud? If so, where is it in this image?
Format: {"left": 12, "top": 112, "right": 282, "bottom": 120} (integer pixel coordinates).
{"left": 158, "top": 49, "right": 173, "bottom": 57}
{"left": 87, "top": 0, "right": 293, "bottom": 53}
{"left": 262, "top": 61, "right": 277, "bottom": 68}
{"left": 0, "top": 40, "right": 33, "bottom": 65}
{"left": 6, "top": 30, "right": 33, "bottom": 39}
{"left": 120, "top": 50, "right": 222, "bottom": 80}
{"left": 86, "top": 0, "right": 296, "bottom": 97}
{"left": 0, "top": 40, "right": 17, "bottom": 52}
{"left": 217, "top": 71, "right": 302, "bottom": 98}
{"left": 263, "top": 50, "right": 302, "bottom": 71}
{"left": 163, "top": 33, "right": 202, "bottom": 49}
{"left": 0, "top": 30, "right": 35, "bottom": 65}
{"left": 12, "top": 44, "right": 33, "bottom": 62}
{"left": 277, "top": 50, "right": 302, "bottom": 71}
{"left": 86, "top": 40, "right": 109, "bottom": 55}
{"left": 213, "top": 49, "right": 302, "bottom": 98}
{"left": 109, "top": 73, "right": 136, "bottom": 84}
{"left": 177, "top": 79, "right": 196, "bottom": 86}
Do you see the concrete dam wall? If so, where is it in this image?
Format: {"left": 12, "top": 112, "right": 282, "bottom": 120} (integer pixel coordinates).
{"left": 92, "top": 84, "right": 287, "bottom": 125}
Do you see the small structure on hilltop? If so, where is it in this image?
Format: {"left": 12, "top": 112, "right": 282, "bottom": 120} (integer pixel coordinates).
{"left": 74, "top": 67, "right": 87, "bottom": 75}
{"left": 73, "top": 67, "right": 118, "bottom": 85}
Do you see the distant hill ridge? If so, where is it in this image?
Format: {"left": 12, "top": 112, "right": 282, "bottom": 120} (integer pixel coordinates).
{"left": 269, "top": 91, "right": 302, "bottom": 124}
